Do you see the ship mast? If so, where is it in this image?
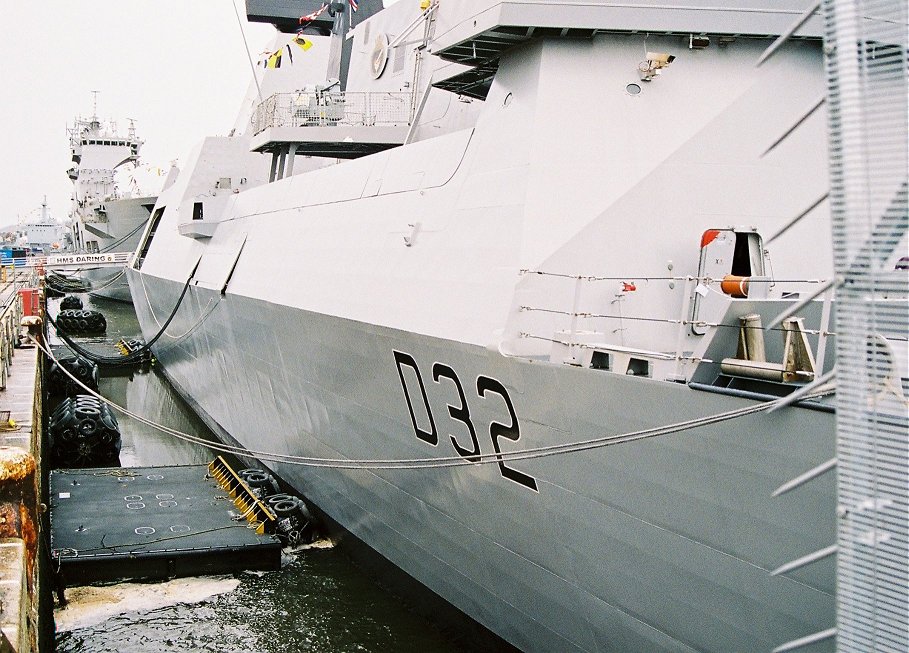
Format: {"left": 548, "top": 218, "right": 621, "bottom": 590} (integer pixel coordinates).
{"left": 66, "top": 93, "right": 143, "bottom": 253}
{"left": 326, "top": 2, "right": 350, "bottom": 88}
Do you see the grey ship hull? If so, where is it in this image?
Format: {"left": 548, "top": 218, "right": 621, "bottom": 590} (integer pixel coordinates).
{"left": 127, "top": 271, "right": 835, "bottom": 653}
{"left": 82, "top": 268, "right": 131, "bottom": 303}
{"left": 125, "top": 8, "right": 841, "bottom": 648}
{"left": 81, "top": 195, "right": 155, "bottom": 303}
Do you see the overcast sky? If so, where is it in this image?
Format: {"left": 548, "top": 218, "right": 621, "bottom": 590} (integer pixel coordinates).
{"left": 0, "top": 2, "right": 281, "bottom": 225}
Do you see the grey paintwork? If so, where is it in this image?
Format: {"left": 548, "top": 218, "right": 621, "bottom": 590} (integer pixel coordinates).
{"left": 82, "top": 195, "right": 156, "bottom": 302}
{"left": 125, "top": 4, "right": 839, "bottom": 650}
{"left": 128, "top": 271, "right": 835, "bottom": 652}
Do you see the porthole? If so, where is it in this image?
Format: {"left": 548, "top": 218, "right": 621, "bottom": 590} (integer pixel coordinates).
{"left": 625, "top": 83, "right": 642, "bottom": 96}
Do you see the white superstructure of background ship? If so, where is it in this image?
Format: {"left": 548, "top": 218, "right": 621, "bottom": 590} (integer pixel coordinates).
{"left": 20, "top": 197, "right": 64, "bottom": 252}
{"left": 66, "top": 96, "right": 156, "bottom": 302}
{"left": 126, "top": 1, "right": 908, "bottom": 651}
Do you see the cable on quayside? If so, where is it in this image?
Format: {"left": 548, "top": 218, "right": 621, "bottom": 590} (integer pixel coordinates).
{"left": 34, "top": 336, "right": 834, "bottom": 471}
{"left": 45, "top": 263, "right": 198, "bottom": 366}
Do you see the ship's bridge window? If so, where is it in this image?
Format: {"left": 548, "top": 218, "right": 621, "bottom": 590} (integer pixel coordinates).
{"left": 193, "top": 202, "right": 204, "bottom": 221}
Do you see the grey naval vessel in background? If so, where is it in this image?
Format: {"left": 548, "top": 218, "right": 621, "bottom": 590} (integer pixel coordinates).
{"left": 127, "top": 1, "right": 908, "bottom": 651}
{"left": 66, "top": 100, "right": 157, "bottom": 302}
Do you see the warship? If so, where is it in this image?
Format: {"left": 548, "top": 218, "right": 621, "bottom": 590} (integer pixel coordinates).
{"left": 19, "top": 197, "right": 64, "bottom": 252}
{"left": 126, "top": 1, "right": 907, "bottom": 651}
{"left": 66, "top": 97, "right": 156, "bottom": 302}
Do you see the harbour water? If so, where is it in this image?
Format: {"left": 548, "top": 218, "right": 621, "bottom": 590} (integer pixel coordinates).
{"left": 51, "top": 294, "right": 462, "bottom": 653}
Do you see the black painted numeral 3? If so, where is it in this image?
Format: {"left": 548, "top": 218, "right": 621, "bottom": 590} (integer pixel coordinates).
{"left": 432, "top": 363, "right": 481, "bottom": 462}
{"left": 393, "top": 351, "right": 539, "bottom": 492}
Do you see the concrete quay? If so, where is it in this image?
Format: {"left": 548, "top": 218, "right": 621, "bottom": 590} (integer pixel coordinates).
{"left": 0, "top": 276, "right": 45, "bottom": 653}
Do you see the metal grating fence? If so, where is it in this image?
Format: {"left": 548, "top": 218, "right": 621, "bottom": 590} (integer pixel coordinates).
{"left": 251, "top": 91, "right": 412, "bottom": 135}
{"left": 825, "top": 0, "right": 909, "bottom": 650}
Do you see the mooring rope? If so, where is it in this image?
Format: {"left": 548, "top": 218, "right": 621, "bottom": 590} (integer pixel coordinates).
{"left": 35, "top": 337, "right": 834, "bottom": 471}
{"left": 46, "top": 269, "right": 195, "bottom": 366}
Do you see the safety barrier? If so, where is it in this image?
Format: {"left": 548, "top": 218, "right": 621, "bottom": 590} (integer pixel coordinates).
{"left": 252, "top": 91, "right": 412, "bottom": 134}
{"left": 0, "top": 283, "right": 25, "bottom": 391}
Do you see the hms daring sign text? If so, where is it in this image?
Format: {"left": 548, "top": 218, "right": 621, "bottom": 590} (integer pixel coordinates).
{"left": 46, "top": 254, "right": 126, "bottom": 265}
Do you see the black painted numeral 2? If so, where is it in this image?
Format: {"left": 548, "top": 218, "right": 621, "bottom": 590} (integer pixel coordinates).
{"left": 393, "top": 351, "right": 538, "bottom": 492}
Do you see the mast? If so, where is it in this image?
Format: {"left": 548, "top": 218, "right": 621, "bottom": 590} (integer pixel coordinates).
{"left": 326, "top": 2, "right": 350, "bottom": 88}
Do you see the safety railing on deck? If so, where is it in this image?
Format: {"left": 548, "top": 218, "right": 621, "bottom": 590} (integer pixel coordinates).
{"left": 0, "top": 269, "right": 28, "bottom": 390}
{"left": 251, "top": 91, "right": 413, "bottom": 134}
{"left": 513, "top": 269, "right": 835, "bottom": 380}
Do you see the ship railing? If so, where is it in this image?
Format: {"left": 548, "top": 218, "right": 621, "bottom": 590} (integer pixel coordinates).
{"left": 251, "top": 91, "right": 413, "bottom": 135}
{"left": 514, "top": 269, "right": 835, "bottom": 380}
{"left": 0, "top": 274, "right": 27, "bottom": 391}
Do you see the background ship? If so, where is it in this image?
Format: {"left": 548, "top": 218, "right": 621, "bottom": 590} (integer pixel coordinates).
{"left": 20, "top": 197, "right": 64, "bottom": 252}
{"left": 65, "top": 96, "right": 157, "bottom": 302}
{"left": 125, "top": 1, "right": 907, "bottom": 651}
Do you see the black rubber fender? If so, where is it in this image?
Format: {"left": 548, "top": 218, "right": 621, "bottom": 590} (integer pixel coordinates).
{"left": 269, "top": 498, "right": 301, "bottom": 516}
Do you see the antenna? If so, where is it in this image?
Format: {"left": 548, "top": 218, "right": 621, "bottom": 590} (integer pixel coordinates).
{"left": 231, "top": 0, "right": 263, "bottom": 102}
{"left": 90, "top": 90, "right": 100, "bottom": 119}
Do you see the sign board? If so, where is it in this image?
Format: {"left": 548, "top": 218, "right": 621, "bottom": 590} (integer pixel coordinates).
{"left": 35, "top": 252, "right": 133, "bottom": 268}
{"left": 47, "top": 254, "right": 117, "bottom": 265}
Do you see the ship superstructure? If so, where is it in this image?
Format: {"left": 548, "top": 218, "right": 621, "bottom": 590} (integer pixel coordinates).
{"left": 66, "top": 98, "right": 156, "bottom": 300}
{"left": 22, "top": 197, "right": 63, "bottom": 251}
{"left": 126, "top": 1, "right": 908, "bottom": 651}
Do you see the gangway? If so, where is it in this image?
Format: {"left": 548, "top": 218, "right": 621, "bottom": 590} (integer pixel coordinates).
{"left": 18, "top": 252, "right": 133, "bottom": 271}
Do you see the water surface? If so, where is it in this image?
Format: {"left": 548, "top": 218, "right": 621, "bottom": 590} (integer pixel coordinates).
{"left": 52, "top": 294, "right": 461, "bottom": 653}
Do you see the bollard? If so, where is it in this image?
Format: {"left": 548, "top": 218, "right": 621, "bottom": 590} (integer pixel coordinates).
{"left": 0, "top": 446, "right": 39, "bottom": 652}
{"left": 0, "top": 447, "right": 38, "bottom": 567}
